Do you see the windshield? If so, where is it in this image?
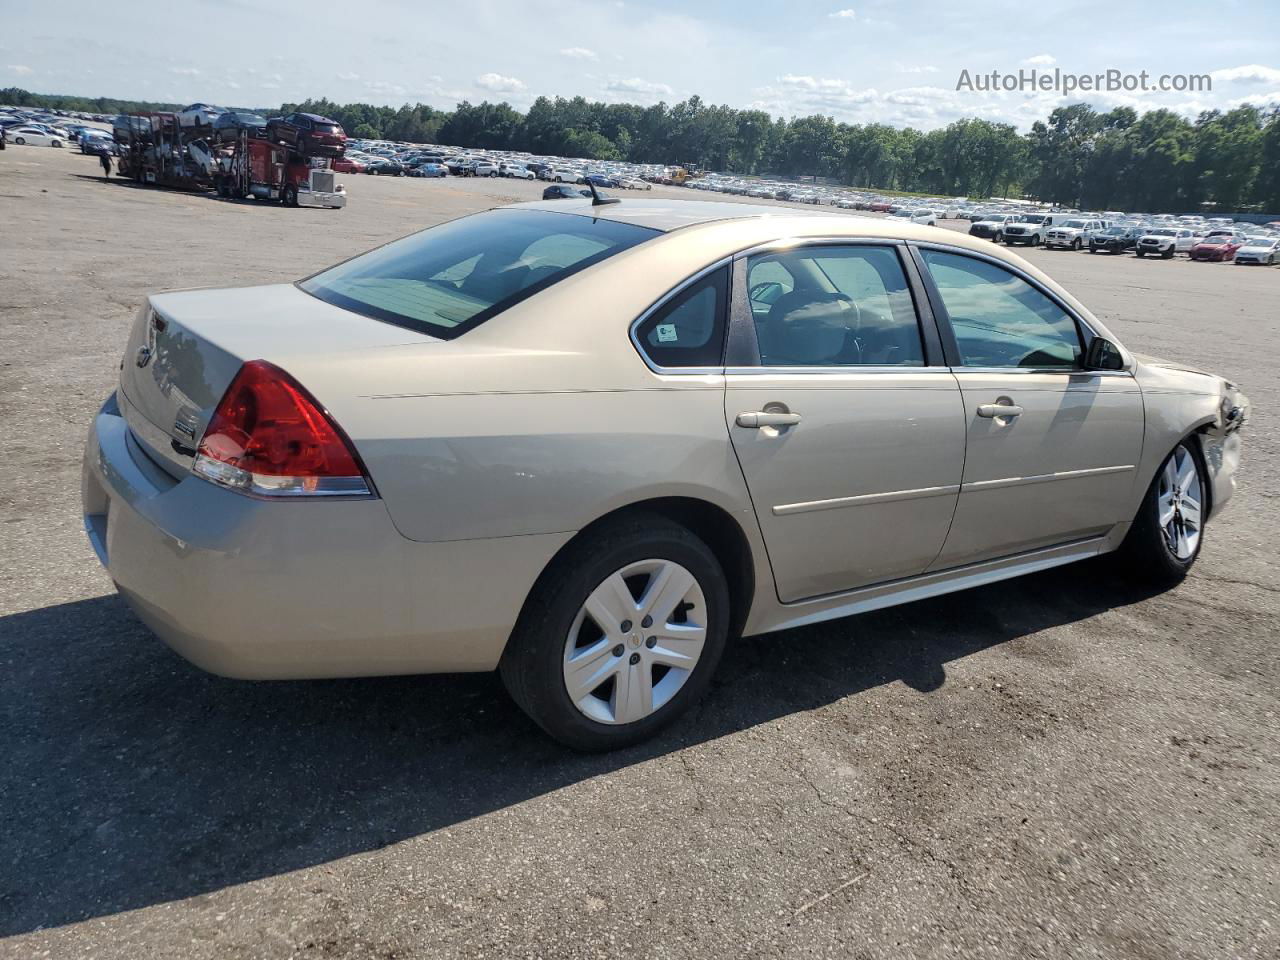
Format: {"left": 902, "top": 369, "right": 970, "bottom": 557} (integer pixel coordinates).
{"left": 1021, "top": 215, "right": 1046, "bottom": 224}
{"left": 1062, "top": 220, "right": 1086, "bottom": 229}
{"left": 1104, "top": 227, "right": 1127, "bottom": 236}
{"left": 300, "top": 209, "right": 659, "bottom": 339}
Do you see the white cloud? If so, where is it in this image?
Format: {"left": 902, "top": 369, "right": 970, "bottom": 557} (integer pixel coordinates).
{"left": 1022, "top": 54, "right": 1056, "bottom": 66}
{"left": 337, "top": 71, "right": 360, "bottom": 81}
{"left": 603, "top": 76, "right": 674, "bottom": 101}
{"left": 476, "top": 72, "right": 525, "bottom": 92}
{"left": 365, "top": 79, "right": 407, "bottom": 97}
{"left": 1211, "top": 64, "right": 1280, "bottom": 86}
{"left": 170, "top": 66, "right": 200, "bottom": 76}
{"left": 829, "top": 8, "right": 856, "bottom": 19}
{"left": 896, "top": 63, "right": 940, "bottom": 75}
{"left": 559, "top": 47, "right": 598, "bottom": 61}
{"left": 6, "top": 64, "right": 33, "bottom": 76}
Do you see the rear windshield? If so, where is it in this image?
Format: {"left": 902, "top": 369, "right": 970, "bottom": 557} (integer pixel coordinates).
{"left": 300, "top": 209, "right": 659, "bottom": 338}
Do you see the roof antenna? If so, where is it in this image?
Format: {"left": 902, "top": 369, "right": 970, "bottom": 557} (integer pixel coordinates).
{"left": 587, "top": 179, "right": 620, "bottom": 206}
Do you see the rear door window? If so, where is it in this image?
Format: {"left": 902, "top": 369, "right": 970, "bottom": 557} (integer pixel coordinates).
{"left": 633, "top": 267, "right": 728, "bottom": 368}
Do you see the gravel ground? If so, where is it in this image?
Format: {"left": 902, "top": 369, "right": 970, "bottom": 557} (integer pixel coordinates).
{"left": 1, "top": 146, "right": 1277, "bottom": 960}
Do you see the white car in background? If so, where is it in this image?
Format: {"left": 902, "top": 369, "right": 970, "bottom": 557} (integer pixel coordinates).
{"left": 500, "top": 163, "right": 536, "bottom": 179}
{"left": 1233, "top": 237, "right": 1280, "bottom": 265}
{"left": 553, "top": 169, "right": 585, "bottom": 183}
{"left": 889, "top": 209, "right": 937, "bottom": 226}
{"left": 8, "top": 126, "right": 63, "bottom": 147}
{"left": 1000, "top": 213, "right": 1064, "bottom": 247}
{"left": 177, "top": 103, "right": 225, "bottom": 128}
{"left": 473, "top": 159, "right": 500, "bottom": 177}
{"left": 1135, "top": 228, "right": 1195, "bottom": 258}
{"left": 1044, "top": 219, "right": 1106, "bottom": 250}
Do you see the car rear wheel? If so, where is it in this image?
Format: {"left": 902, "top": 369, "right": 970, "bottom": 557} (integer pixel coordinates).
{"left": 51, "top": 139, "right": 62, "bottom": 148}
{"left": 500, "top": 515, "right": 730, "bottom": 751}
{"left": 1118, "top": 441, "right": 1205, "bottom": 586}
{"left": 1072, "top": 238, "right": 1082, "bottom": 250}
{"left": 14, "top": 136, "right": 24, "bottom": 145}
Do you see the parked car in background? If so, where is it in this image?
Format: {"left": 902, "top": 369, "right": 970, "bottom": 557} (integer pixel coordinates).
{"left": 553, "top": 168, "right": 585, "bottom": 184}
{"left": 1089, "top": 226, "right": 1139, "bottom": 254}
{"left": 79, "top": 130, "right": 114, "bottom": 155}
{"left": 408, "top": 162, "right": 447, "bottom": 178}
{"left": 542, "top": 184, "right": 592, "bottom": 199}
{"left": 501, "top": 163, "right": 535, "bottom": 179}
{"left": 1044, "top": 218, "right": 1105, "bottom": 250}
{"left": 8, "top": 126, "right": 62, "bottom": 147}
{"left": 266, "top": 113, "right": 347, "bottom": 157}
{"left": 1001, "top": 213, "right": 1063, "bottom": 246}
{"left": 332, "top": 156, "right": 367, "bottom": 174}
{"left": 968, "top": 213, "right": 1014, "bottom": 242}
{"left": 1135, "top": 228, "right": 1194, "bottom": 258}
{"left": 1233, "top": 237, "right": 1280, "bottom": 266}
{"left": 81, "top": 200, "right": 1250, "bottom": 750}
{"left": 1190, "top": 231, "right": 1244, "bottom": 262}
{"left": 474, "top": 159, "right": 500, "bottom": 177}
{"left": 366, "top": 157, "right": 405, "bottom": 176}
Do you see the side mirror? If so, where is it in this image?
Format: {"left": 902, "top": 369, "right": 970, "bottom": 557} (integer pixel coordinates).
{"left": 1085, "top": 336, "right": 1125, "bottom": 371}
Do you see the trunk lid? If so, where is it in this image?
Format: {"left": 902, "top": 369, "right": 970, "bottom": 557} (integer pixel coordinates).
{"left": 117, "top": 283, "right": 433, "bottom": 478}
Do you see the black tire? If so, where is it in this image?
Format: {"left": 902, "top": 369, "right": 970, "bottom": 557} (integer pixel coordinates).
{"left": 1136, "top": 250, "right": 1144, "bottom": 258}
{"left": 500, "top": 515, "right": 730, "bottom": 751}
{"left": 282, "top": 184, "right": 298, "bottom": 207}
{"left": 1162, "top": 248, "right": 1173, "bottom": 259}
{"left": 1117, "top": 440, "right": 1206, "bottom": 587}
{"left": 1089, "top": 246, "right": 1098, "bottom": 254}
{"left": 1072, "top": 238, "right": 1082, "bottom": 250}
{"left": 14, "top": 136, "right": 24, "bottom": 145}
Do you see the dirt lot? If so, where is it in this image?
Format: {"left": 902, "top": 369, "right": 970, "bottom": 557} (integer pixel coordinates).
{"left": 1, "top": 146, "right": 1277, "bottom": 960}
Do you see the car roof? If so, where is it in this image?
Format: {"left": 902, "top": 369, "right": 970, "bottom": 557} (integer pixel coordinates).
{"left": 507, "top": 198, "right": 829, "bottom": 232}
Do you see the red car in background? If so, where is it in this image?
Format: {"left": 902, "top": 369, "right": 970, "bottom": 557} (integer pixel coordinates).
{"left": 1189, "top": 230, "right": 1244, "bottom": 262}
{"left": 333, "top": 156, "right": 366, "bottom": 174}
{"left": 266, "top": 112, "right": 347, "bottom": 158}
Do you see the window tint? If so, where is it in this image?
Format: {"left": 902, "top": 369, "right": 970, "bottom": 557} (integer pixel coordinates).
{"left": 920, "top": 249, "right": 1081, "bottom": 369}
{"left": 747, "top": 246, "right": 924, "bottom": 366}
{"left": 633, "top": 267, "right": 728, "bottom": 368}
{"left": 301, "top": 209, "right": 658, "bottom": 339}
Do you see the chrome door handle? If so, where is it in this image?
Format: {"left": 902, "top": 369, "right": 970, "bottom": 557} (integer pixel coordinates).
{"left": 737, "top": 411, "right": 802, "bottom": 428}
{"left": 976, "top": 402, "right": 1024, "bottom": 419}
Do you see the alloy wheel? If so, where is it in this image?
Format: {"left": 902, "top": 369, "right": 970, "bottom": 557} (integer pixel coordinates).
{"left": 1157, "top": 444, "right": 1203, "bottom": 560}
{"left": 562, "top": 558, "right": 708, "bottom": 725}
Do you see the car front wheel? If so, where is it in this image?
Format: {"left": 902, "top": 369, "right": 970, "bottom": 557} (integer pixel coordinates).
{"left": 1118, "top": 441, "right": 1205, "bottom": 586}
{"left": 500, "top": 515, "right": 730, "bottom": 751}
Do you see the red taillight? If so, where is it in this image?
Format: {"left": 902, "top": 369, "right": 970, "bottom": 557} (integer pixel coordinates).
{"left": 193, "top": 360, "right": 373, "bottom": 498}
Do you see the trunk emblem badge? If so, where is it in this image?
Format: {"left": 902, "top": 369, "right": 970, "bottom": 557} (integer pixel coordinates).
{"left": 135, "top": 345, "right": 153, "bottom": 368}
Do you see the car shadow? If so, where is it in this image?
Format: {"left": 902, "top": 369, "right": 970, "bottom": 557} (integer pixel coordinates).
{"left": 0, "top": 559, "right": 1162, "bottom": 935}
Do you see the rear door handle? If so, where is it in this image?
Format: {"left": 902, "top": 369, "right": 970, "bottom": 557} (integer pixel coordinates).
{"left": 737, "top": 411, "right": 803, "bottom": 428}
{"left": 976, "top": 403, "right": 1024, "bottom": 419}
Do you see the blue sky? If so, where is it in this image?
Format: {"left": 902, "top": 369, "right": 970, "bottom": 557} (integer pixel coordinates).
{"left": 4, "top": 0, "right": 1277, "bottom": 129}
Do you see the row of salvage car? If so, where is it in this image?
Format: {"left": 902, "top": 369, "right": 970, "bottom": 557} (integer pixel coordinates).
{"left": 969, "top": 211, "right": 1280, "bottom": 264}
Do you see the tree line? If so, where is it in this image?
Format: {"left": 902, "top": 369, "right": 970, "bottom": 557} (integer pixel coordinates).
{"left": 6, "top": 86, "right": 1278, "bottom": 211}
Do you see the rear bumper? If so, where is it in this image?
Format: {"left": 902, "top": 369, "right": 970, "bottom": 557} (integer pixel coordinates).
{"left": 82, "top": 394, "right": 570, "bottom": 679}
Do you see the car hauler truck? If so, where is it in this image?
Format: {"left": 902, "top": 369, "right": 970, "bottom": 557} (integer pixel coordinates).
{"left": 114, "top": 112, "right": 211, "bottom": 189}
{"left": 212, "top": 128, "right": 346, "bottom": 208}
